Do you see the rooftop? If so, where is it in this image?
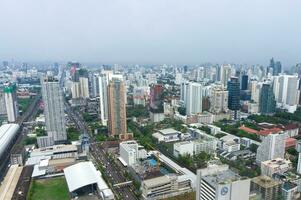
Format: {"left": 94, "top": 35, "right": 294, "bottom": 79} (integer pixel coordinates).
{"left": 202, "top": 169, "right": 241, "bottom": 188}
{"left": 252, "top": 176, "right": 281, "bottom": 188}
{"left": 159, "top": 128, "right": 180, "bottom": 135}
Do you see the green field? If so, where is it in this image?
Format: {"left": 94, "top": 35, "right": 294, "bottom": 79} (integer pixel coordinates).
{"left": 27, "top": 177, "right": 69, "bottom": 200}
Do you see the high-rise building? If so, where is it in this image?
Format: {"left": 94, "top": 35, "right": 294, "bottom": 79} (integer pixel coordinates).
{"left": 107, "top": 78, "right": 127, "bottom": 137}
{"left": 259, "top": 83, "right": 276, "bottom": 114}
{"left": 186, "top": 82, "right": 203, "bottom": 116}
{"left": 4, "top": 83, "right": 18, "bottom": 122}
{"left": 274, "top": 61, "right": 282, "bottom": 76}
{"left": 149, "top": 84, "right": 164, "bottom": 113}
{"left": 273, "top": 74, "right": 300, "bottom": 113}
{"left": 249, "top": 80, "right": 261, "bottom": 103}
{"left": 220, "top": 65, "right": 232, "bottom": 87}
{"left": 196, "top": 164, "right": 250, "bottom": 200}
{"left": 251, "top": 176, "right": 282, "bottom": 200}
{"left": 227, "top": 77, "right": 240, "bottom": 119}
{"left": 297, "top": 153, "right": 301, "bottom": 174}
{"left": 71, "top": 81, "right": 80, "bottom": 99}
{"left": 79, "top": 77, "right": 89, "bottom": 98}
{"left": 0, "top": 89, "right": 7, "bottom": 118}
{"left": 210, "top": 85, "right": 228, "bottom": 114}
{"left": 41, "top": 76, "right": 67, "bottom": 144}
{"left": 256, "top": 133, "right": 285, "bottom": 164}
{"left": 241, "top": 74, "right": 248, "bottom": 90}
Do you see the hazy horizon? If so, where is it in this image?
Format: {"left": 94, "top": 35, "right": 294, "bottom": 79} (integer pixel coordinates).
{"left": 1, "top": 0, "right": 301, "bottom": 68}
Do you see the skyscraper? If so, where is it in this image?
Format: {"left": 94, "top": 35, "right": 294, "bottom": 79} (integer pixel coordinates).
{"left": 259, "top": 83, "right": 276, "bottom": 114}
{"left": 41, "top": 76, "right": 67, "bottom": 144}
{"left": 185, "top": 82, "right": 203, "bottom": 116}
{"left": 256, "top": 133, "right": 285, "bottom": 164}
{"left": 79, "top": 76, "right": 89, "bottom": 98}
{"left": 241, "top": 74, "right": 248, "bottom": 90}
{"left": 220, "top": 65, "right": 232, "bottom": 87}
{"left": 4, "top": 83, "right": 18, "bottom": 122}
{"left": 273, "top": 74, "right": 300, "bottom": 113}
{"left": 274, "top": 61, "right": 282, "bottom": 76}
{"left": 107, "top": 78, "right": 127, "bottom": 137}
{"left": 149, "top": 84, "right": 164, "bottom": 113}
{"left": 227, "top": 77, "right": 240, "bottom": 119}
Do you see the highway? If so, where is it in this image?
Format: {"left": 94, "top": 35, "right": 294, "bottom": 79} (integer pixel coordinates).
{"left": 65, "top": 101, "right": 139, "bottom": 200}
{"left": 90, "top": 143, "right": 139, "bottom": 200}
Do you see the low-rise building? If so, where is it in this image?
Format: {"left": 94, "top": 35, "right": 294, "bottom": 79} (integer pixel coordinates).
{"left": 219, "top": 135, "right": 240, "bottom": 153}
{"left": 261, "top": 158, "right": 292, "bottom": 177}
{"left": 152, "top": 128, "right": 180, "bottom": 143}
{"left": 141, "top": 174, "right": 192, "bottom": 200}
{"left": 119, "top": 140, "right": 139, "bottom": 166}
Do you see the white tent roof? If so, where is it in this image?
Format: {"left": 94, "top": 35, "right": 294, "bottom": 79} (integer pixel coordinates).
{"left": 64, "top": 161, "right": 108, "bottom": 193}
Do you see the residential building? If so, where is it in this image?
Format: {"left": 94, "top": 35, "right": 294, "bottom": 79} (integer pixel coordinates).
{"left": 41, "top": 76, "right": 67, "bottom": 144}
{"left": 107, "top": 78, "right": 127, "bottom": 137}
{"left": 210, "top": 85, "right": 228, "bottom": 114}
{"left": 256, "top": 133, "right": 286, "bottom": 164}
{"left": 282, "top": 182, "right": 300, "bottom": 200}
{"left": 186, "top": 82, "right": 203, "bottom": 116}
{"left": 79, "top": 77, "right": 89, "bottom": 98}
{"left": 220, "top": 65, "right": 232, "bottom": 87}
{"left": 273, "top": 74, "right": 300, "bottom": 113}
{"left": 4, "top": 83, "right": 18, "bottom": 122}
{"left": 196, "top": 164, "right": 250, "bottom": 200}
{"left": 261, "top": 158, "right": 291, "bottom": 177}
{"left": 251, "top": 176, "right": 282, "bottom": 200}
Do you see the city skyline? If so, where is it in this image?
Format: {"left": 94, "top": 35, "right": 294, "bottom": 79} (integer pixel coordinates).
{"left": 1, "top": 0, "right": 301, "bottom": 67}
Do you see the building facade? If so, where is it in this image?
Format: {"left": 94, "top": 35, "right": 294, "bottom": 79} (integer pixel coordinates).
{"left": 107, "top": 79, "right": 127, "bottom": 137}
{"left": 41, "top": 76, "right": 67, "bottom": 144}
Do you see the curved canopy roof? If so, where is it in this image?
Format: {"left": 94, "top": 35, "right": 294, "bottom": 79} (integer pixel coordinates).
{"left": 64, "top": 161, "right": 106, "bottom": 192}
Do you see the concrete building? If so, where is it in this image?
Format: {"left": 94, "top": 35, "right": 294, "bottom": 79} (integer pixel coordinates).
{"left": 282, "top": 182, "right": 300, "bottom": 200}
{"left": 107, "top": 78, "right": 127, "bottom": 137}
{"left": 196, "top": 164, "right": 250, "bottom": 200}
{"left": 152, "top": 128, "right": 180, "bottom": 143}
{"left": 251, "top": 176, "right": 282, "bottom": 200}
{"left": 261, "top": 158, "right": 291, "bottom": 177}
{"left": 119, "top": 140, "right": 139, "bottom": 166}
{"left": 173, "top": 141, "right": 194, "bottom": 157}
{"left": 41, "top": 76, "right": 67, "bottom": 144}
{"left": 71, "top": 81, "right": 80, "bottom": 99}
{"left": 256, "top": 133, "right": 286, "bottom": 164}
{"left": 79, "top": 77, "right": 90, "bottom": 98}
{"left": 220, "top": 65, "right": 232, "bottom": 87}
{"left": 4, "top": 83, "right": 18, "bottom": 122}
{"left": 141, "top": 174, "right": 192, "bottom": 200}
{"left": 133, "top": 86, "right": 149, "bottom": 106}
{"left": 186, "top": 82, "right": 203, "bottom": 116}
{"left": 273, "top": 74, "right": 300, "bottom": 113}
{"left": 297, "top": 153, "right": 301, "bottom": 174}
{"left": 210, "top": 85, "right": 228, "bottom": 114}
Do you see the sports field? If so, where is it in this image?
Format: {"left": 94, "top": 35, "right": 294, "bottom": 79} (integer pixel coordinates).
{"left": 27, "top": 177, "right": 69, "bottom": 200}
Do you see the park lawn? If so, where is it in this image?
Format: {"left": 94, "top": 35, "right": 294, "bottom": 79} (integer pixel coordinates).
{"left": 17, "top": 97, "right": 32, "bottom": 113}
{"left": 27, "top": 177, "right": 69, "bottom": 200}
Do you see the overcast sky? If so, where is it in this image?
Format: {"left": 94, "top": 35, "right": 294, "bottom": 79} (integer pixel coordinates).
{"left": 0, "top": 0, "right": 300, "bottom": 67}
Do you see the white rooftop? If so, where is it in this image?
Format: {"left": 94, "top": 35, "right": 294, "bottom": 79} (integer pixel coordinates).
{"left": 159, "top": 128, "right": 180, "bottom": 135}
{"left": 64, "top": 161, "right": 112, "bottom": 195}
